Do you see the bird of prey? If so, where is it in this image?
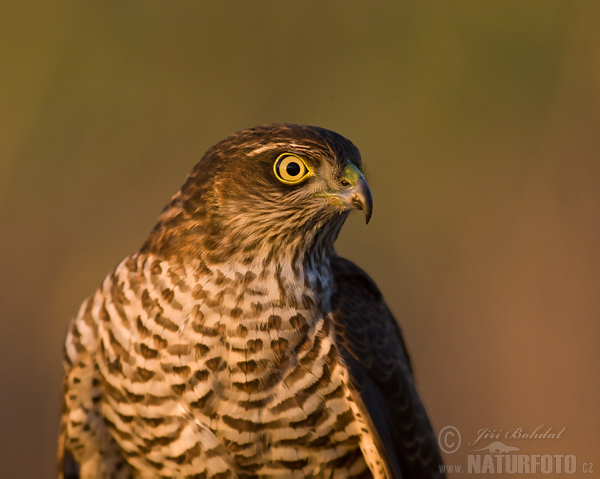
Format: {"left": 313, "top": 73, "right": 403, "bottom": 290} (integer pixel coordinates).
{"left": 58, "top": 124, "right": 444, "bottom": 479}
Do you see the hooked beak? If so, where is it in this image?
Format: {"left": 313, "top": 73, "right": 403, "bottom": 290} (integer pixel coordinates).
{"left": 326, "top": 162, "right": 373, "bottom": 223}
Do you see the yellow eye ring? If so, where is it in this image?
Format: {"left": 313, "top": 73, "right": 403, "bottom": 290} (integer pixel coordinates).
{"left": 273, "top": 153, "right": 312, "bottom": 184}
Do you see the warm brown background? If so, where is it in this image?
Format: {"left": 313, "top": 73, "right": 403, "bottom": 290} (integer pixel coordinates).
{"left": 1, "top": 2, "right": 599, "bottom": 478}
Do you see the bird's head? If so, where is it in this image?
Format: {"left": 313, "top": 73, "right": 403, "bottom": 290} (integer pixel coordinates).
{"left": 144, "top": 124, "right": 373, "bottom": 266}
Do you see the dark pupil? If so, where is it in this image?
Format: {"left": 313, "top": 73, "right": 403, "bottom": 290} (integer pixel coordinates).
{"left": 286, "top": 161, "right": 301, "bottom": 177}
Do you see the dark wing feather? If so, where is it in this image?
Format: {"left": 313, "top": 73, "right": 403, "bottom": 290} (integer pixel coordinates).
{"left": 331, "top": 257, "right": 445, "bottom": 479}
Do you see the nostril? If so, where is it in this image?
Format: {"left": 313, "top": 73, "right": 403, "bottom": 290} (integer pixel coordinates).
{"left": 351, "top": 198, "right": 364, "bottom": 210}
{"left": 340, "top": 179, "right": 351, "bottom": 187}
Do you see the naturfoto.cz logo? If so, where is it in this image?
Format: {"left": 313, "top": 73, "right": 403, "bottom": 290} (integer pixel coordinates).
{"left": 437, "top": 425, "right": 594, "bottom": 475}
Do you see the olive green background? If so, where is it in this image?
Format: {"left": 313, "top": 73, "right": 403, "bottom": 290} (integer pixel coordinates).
{"left": 1, "top": 2, "right": 599, "bottom": 477}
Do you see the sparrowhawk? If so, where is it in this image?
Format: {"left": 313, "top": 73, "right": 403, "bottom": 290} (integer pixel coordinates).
{"left": 58, "top": 124, "right": 445, "bottom": 479}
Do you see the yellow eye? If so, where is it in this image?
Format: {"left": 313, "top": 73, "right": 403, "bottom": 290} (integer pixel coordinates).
{"left": 274, "top": 154, "right": 311, "bottom": 184}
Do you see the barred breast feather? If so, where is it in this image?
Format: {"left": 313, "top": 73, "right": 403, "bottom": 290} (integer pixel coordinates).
{"left": 61, "top": 252, "right": 383, "bottom": 478}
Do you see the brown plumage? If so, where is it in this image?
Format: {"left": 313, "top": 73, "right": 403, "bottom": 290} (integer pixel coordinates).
{"left": 58, "top": 124, "right": 444, "bottom": 479}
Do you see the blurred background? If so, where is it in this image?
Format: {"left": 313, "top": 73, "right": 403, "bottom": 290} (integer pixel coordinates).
{"left": 1, "top": 2, "right": 599, "bottom": 477}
